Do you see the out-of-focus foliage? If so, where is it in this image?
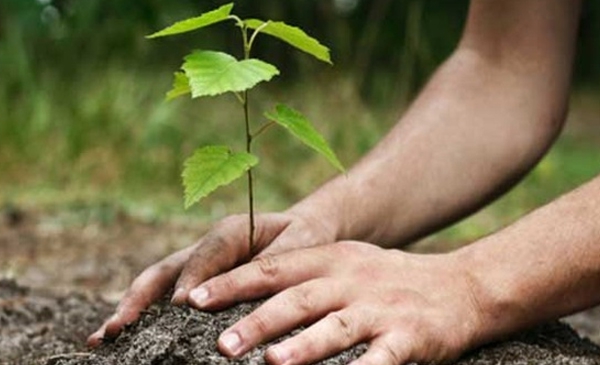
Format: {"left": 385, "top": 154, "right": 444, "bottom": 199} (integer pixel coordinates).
{"left": 0, "top": 0, "right": 599, "bottom": 233}
{"left": 2, "top": 1, "right": 598, "bottom": 94}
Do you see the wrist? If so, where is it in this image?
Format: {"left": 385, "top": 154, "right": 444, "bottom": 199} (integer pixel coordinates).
{"left": 286, "top": 176, "right": 353, "bottom": 243}
{"left": 452, "top": 239, "right": 535, "bottom": 344}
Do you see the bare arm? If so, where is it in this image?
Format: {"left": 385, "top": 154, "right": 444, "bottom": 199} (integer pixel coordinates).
{"left": 91, "top": 1, "right": 584, "bottom": 353}
{"left": 186, "top": 171, "right": 600, "bottom": 365}
{"left": 462, "top": 174, "right": 600, "bottom": 342}
{"left": 290, "top": 0, "right": 581, "bottom": 247}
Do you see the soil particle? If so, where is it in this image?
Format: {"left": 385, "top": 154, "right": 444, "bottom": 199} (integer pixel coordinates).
{"left": 48, "top": 299, "right": 367, "bottom": 365}
{"left": 41, "top": 295, "right": 600, "bottom": 365}
{"left": 2, "top": 279, "right": 600, "bottom": 365}
{"left": 0, "top": 280, "right": 112, "bottom": 365}
{"left": 459, "top": 323, "right": 600, "bottom": 365}
{"left": 3, "top": 210, "right": 600, "bottom": 365}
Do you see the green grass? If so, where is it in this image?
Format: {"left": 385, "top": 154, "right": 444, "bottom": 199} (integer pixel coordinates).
{"left": 433, "top": 134, "right": 600, "bottom": 245}
{"left": 1, "top": 61, "right": 599, "bottom": 243}
{"left": 0, "top": 63, "right": 386, "bottom": 223}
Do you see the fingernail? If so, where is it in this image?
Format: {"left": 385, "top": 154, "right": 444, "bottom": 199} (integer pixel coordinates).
{"left": 189, "top": 287, "right": 209, "bottom": 306}
{"left": 220, "top": 331, "right": 243, "bottom": 356}
{"left": 268, "top": 345, "right": 291, "bottom": 364}
{"left": 171, "top": 288, "right": 186, "bottom": 304}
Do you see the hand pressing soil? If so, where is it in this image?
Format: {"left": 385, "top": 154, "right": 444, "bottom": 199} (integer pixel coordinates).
{"left": 55, "top": 301, "right": 600, "bottom": 365}
{"left": 3, "top": 280, "right": 600, "bottom": 365}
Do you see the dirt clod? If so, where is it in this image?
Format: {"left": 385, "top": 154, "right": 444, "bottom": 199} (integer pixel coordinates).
{"left": 3, "top": 279, "right": 600, "bottom": 365}
{"left": 3, "top": 207, "right": 600, "bottom": 365}
{"left": 0, "top": 280, "right": 112, "bottom": 365}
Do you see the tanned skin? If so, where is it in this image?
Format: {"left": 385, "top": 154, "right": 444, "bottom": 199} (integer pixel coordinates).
{"left": 90, "top": 1, "right": 592, "bottom": 364}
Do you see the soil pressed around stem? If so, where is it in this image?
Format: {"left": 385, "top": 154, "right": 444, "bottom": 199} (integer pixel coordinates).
{"left": 3, "top": 209, "right": 600, "bottom": 364}
{"left": 3, "top": 280, "right": 600, "bottom": 365}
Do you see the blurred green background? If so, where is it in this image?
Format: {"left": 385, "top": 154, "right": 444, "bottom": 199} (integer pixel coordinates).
{"left": 1, "top": 0, "right": 599, "bottom": 244}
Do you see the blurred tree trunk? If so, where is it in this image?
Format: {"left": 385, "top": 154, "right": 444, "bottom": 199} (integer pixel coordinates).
{"left": 354, "top": 0, "right": 394, "bottom": 91}
{"left": 396, "top": 0, "right": 428, "bottom": 106}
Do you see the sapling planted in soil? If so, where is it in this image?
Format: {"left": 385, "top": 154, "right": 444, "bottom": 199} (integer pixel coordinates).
{"left": 148, "top": 3, "right": 344, "bottom": 249}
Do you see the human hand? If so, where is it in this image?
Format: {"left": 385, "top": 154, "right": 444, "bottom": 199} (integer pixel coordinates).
{"left": 189, "top": 241, "right": 486, "bottom": 365}
{"left": 87, "top": 210, "right": 337, "bottom": 347}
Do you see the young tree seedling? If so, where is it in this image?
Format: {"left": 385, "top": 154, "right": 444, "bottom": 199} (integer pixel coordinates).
{"left": 147, "top": 3, "right": 344, "bottom": 248}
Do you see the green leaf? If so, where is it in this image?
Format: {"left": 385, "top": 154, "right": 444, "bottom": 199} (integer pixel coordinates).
{"left": 166, "top": 72, "right": 191, "bottom": 100}
{"left": 182, "top": 146, "right": 259, "bottom": 209}
{"left": 147, "top": 3, "right": 234, "bottom": 39}
{"left": 265, "top": 104, "right": 344, "bottom": 172}
{"left": 245, "top": 19, "right": 332, "bottom": 64}
{"left": 183, "top": 50, "right": 279, "bottom": 98}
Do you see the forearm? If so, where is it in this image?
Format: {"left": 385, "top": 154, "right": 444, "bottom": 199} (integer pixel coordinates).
{"left": 290, "top": 0, "right": 580, "bottom": 247}
{"left": 459, "top": 173, "right": 600, "bottom": 342}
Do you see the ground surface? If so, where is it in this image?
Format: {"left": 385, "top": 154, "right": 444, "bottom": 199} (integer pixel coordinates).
{"left": 3, "top": 207, "right": 600, "bottom": 364}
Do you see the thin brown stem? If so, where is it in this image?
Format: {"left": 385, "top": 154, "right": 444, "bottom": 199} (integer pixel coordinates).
{"left": 243, "top": 90, "right": 255, "bottom": 249}
{"left": 252, "top": 121, "right": 276, "bottom": 140}
{"left": 238, "top": 22, "right": 256, "bottom": 250}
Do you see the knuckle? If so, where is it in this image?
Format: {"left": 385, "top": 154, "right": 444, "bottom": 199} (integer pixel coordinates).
{"left": 219, "top": 272, "right": 240, "bottom": 293}
{"left": 372, "top": 340, "right": 404, "bottom": 365}
{"left": 287, "top": 285, "right": 315, "bottom": 315}
{"left": 253, "top": 254, "right": 280, "bottom": 279}
{"left": 327, "top": 312, "right": 354, "bottom": 344}
{"left": 246, "top": 312, "right": 272, "bottom": 336}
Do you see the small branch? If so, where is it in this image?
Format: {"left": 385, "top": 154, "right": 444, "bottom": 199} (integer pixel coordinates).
{"left": 228, "top": 15, "right": 245, "bottom": 28}
{"left": 248, "top": 22, "right": 270, "bottom": 54}
{"left": 233, "top": 92, "right": 245, "bottom": 104}
{"left": 229, "top": 15, "right": 250, "bottom": 59}
{"left": 252, "top": 121, "right": 276, "bottom": 140}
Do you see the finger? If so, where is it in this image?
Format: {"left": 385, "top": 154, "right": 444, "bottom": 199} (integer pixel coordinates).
{"left": 264, "top": 308, "right": 371, "bottom": 365}
{"left": 174, "top": 214, "right": 291, "bottom": 299}
{"left": 87, "top": 321, "right": 109, "bottom": 348}
{"left": 87, "top": 246, "right": 194, "bottom": 346}
{"left": 188, "top": 246, "right": 332, "bottom": 310}
{"left": 217, "top": 278, "right": 343, "bottom": 358}
{"left": 349, "top": 335, "right": 411, "bottom": 365}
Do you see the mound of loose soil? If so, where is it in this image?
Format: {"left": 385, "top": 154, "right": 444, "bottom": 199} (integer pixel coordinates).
{"left": 53, "top": 303, "right": 600, "bottom": 365}
{"left": 0, "top": 280, "right": 112, "bottom": 365}
{"left": 3, "top": 281, "right": 600, "bottom": 365}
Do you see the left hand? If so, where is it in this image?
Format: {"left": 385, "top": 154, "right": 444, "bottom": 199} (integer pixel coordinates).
{"left": 188, "top": 241, "right": 486, "bottom": 365}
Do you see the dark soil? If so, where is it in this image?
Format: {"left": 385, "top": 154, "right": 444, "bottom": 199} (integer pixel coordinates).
{"left": 0, "top": 280, "right": 112, "bottom": 365}
{"left": 2, "top": 281, "right": 600, "bottom": 365}
{"left": 4, "top": 208, "right": 600, "bottom": 364}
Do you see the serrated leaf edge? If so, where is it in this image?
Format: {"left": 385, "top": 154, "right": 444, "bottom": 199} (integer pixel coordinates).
{"left": 245, "top": 18, "right": 332, "bottom": 64}
{"left": 182, "top": 50, "right": 280, "bottom": 98}
{"left": 147, "top": 3, "right": 234, "bottom": 39}
{"left": 265, "top": 104, "right": 344, "bottom": 172}
{"left": 182, "top": 146, "right": 259, "bottom": 208}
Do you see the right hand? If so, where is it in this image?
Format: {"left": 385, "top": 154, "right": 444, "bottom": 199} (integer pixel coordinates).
{"left": 87, "top": 210, "right": 336, "bottom": 347}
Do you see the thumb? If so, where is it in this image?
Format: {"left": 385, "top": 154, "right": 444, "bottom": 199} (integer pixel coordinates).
{"left": 172, "top": 213, "right": 292, "bottom": 302}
